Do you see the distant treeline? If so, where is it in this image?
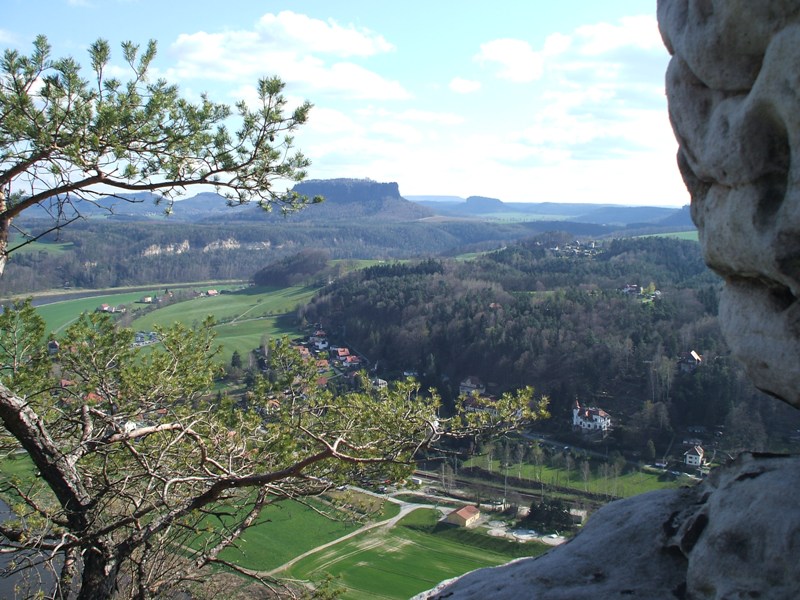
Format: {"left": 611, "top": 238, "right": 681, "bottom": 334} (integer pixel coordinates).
{"left": 2, "top": 218, "right": 586, "bottom": 295}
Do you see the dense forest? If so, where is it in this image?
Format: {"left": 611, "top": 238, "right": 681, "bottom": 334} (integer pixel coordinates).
{"left": 299, "top": 235, "right": 800, "bottom": 454}
{"left": 2, "top": 218, "right": 598, "bottom": 295}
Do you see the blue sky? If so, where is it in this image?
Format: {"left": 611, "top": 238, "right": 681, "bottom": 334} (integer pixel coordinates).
{"left": 3, "top": 1, "right": 688, "bottom": 206}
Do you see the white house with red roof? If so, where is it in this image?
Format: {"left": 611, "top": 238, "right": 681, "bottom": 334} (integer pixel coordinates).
{"left": 684, "top": 445, "right": 705, "bottom": 467}
{"left": 572, "top": 400, "right": 612, "bottom": 432}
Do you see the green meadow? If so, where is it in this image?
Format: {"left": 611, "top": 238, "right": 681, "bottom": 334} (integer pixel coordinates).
{"left": 7, "top": 232, "right": 73, "bottom": 256}
{"left": 213, "top": 495, "right": 401, "bottom": 572}
{"left": 34, "top": 290, "right": 162, "bottom": 334}
{"left": 130, "top": 285, "right": 319, "bottom": 363}
{"left": 463, "top": 456, "right": 683, "bottom": 498}
{"left": 282, "top": 508, "right": 549, "bottom": 600}
{"left": 28, "top": 284, "right": 321, "bottom": 364}
{"left": 638, "top": 230, "right": 698, "bottom": 241}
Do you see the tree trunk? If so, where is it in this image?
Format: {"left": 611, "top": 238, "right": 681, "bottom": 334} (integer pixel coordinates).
{"left": 76, "top": 547, "right": 122, "bottom": 600}
{"left": 0, "top": 190, "right": 9, "bottom": 277}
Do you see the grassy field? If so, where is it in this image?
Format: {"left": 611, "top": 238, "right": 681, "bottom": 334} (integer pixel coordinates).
{"left": 283, "top": 508, "right": 548, "bottom": 600}
{"left": 464, "top": 456, "right": 683, "bottom": 498}
{"left": 638, "top": 230, "right": 698, "bottom": 241}
{"left": 213, "top": 499, "right": 366, "bottom": 572}
{"left": 27, "top": 283, "right": 320, "bottom": 364}
{"left": 34, "top": 290, "right": 163, "bottom": 334}
{"left": 8, "top": 233, "right": 73, "bottom": 255}
{"left": 130, "top": 285, "right": 319, "bottom": 363}
{"left": 187, "top": 492, "right": 401, "bottom": 574}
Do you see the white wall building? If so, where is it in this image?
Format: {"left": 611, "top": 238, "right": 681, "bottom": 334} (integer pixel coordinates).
{"left": 572, "top": 400, "right": 612, "bottom": 432}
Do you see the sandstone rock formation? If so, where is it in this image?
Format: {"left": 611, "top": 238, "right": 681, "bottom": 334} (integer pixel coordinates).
{"left": 661, "top": 0, "right": 800, "bottom": 407}
{"left": 422, "top": 453, "right": 800, "bottom": 599}
{"left": 422, "top": 2, "right": 800, "bottom": 597}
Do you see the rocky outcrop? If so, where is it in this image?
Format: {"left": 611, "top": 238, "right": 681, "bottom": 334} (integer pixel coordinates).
{"left": 141, "top": 240, "right": 190, "bottom": 257}
{"left": 660, "top": 0, "right": 800, "bottom": 406}
{"left": 424, "top": 2, "right": 800, "bottom": 598}
{"left": 422, "top": 453, "right": 800, "bottom": 599}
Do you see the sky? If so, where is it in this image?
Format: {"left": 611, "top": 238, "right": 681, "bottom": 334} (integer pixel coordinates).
{"left": 2, "top": 0, "right": 689, "bottom": 207}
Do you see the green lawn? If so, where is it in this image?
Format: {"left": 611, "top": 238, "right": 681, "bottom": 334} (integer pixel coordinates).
{"left": 283, "top": 508, "right": 548, "bottom": 600}
{"left": 638, "top": 230, "right": 698, "bottom": 241}
{"left": 34, "top": 290, "right": 162, "bottom": 334}
{"left": 8, "top": 233, "right": 73, "bottom": 255}
{"left": 464, "top": 457, "right": 681, "bottom": 498}
{"left": 28, "top": 284, "right": 320, "bottom": 364}
{"left": 213, "top": 499, "right": 364, "bottom": 572}
{"left": 130, "top": 285, "right": 319, "bottom": 363}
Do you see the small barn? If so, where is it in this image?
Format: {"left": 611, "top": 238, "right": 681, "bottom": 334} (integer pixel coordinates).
{"left": 446, "top": 505, "right": 481, "bottom": 528}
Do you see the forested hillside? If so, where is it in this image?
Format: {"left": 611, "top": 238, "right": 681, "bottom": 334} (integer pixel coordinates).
{"left": 2, "top": 218, "right": 615, "bottom": 295}
{"left": 300, "top": 236, "right": 799, "bottom": 453}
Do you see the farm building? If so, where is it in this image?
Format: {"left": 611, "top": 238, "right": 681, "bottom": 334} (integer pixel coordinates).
{"left": 446, "top": 505, "right": 481, "bottom": 528}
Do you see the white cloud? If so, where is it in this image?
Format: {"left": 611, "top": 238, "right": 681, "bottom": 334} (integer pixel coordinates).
{"left": 474, "top": 38, "right": 544, "bottom": 83}
{"left": 574, "top": 15, "right": 662, "bottom": 56}
{"left": 370, "top": 121, "right": 424, "bottom": 144}
{"left": 256, "top": 11, "right": 393, "bottom": 57}
{"left": 166, "top": 12, "right": 407, "bottom": 100}
{"left": 449, "top": 77, "right": 481, "bottom": 94}
{"left": 304, "top": 106, "right": 362, "bottom": 135}
{"left": 395, "top": 109, "right": 464, "bottom": 126}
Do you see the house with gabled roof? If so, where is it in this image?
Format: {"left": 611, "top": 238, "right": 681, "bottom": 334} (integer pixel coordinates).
{"left": 446, "top": 505, "right": 481, "bottom": 528}
{"left": 684, "top": 445, "right": 705, "bottom": 467}
{"left": 459, "top": 376, "right": 485, "bottom": 397}
{"left": 572, "top": 400, "right": 611, "bottom": 433}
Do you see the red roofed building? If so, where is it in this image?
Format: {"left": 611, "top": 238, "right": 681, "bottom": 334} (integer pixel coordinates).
{"left": 446, "top": 505, "right": 481, "bottom": 528}
{"left": 572, "top": 400, "right": 612, "bottom": 432}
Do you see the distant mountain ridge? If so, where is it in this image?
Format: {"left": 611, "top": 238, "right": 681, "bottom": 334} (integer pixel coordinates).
{"left": 16, "top": 179, "right": 691, "bottom": 229}
{"left": 285, "top": 178, "right": 433, "bottom": 221}
{"left": 409, "top": 194, "right": 691, "bottom": 227}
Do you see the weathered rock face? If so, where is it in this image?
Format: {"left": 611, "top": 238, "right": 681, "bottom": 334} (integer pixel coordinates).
{"left": 422, "top": 453, "right": 800, "bottom": 599}
{"left": 660, "top": 0, "right": 800, "bottom": 406}
{"left": 423, "top": 2, "right": 800, "bottom": 598}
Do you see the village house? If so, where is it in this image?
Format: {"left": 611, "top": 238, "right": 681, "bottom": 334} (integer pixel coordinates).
{"left": 678, "top": 350, "right": 703, "bottom": 373}
{"left": 446, "top": 505, "right": 481, "bottom": 528}
{"left": 572, "top": 400, "right": 612, "bottom": 433}
{"left": 459, "top": 376, "right": 486, "bottom": 397}
{"left": 684, "top": 445, "right": 705, "bottom": 467}
{"left": 344, "top": 355, "right": 361, "bottom": 368}
{"left": 310, "top": 336, "right": 329, "bottom": 351}
{"left": 462, "top": 394, "right": 499, "bottom": 416}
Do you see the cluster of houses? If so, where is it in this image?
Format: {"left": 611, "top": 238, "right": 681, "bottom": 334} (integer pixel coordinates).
{"left": 134, "top": 331, "right": 159, "bottom": 346}
{"left": 458, "top": 376, "right": 503, "bottom": 416}
{"left": 95, "top": 303, "right": 126, "bottom": 314}
{"left": 620, "top": 283, "right": 662, "bottom": 302}
{"left": 139, "top": 289, "right": 220, "bottom": 305}
{"left": 286, "top": 329, "right": 368, "bottom": 388}
{"left": 546, "top": 239, "right": 602, "bottom": 258}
